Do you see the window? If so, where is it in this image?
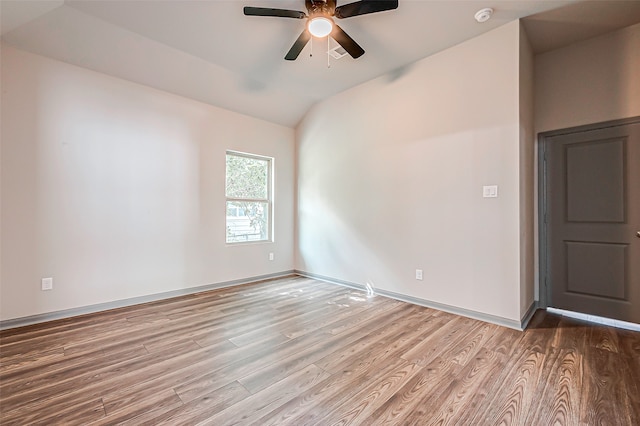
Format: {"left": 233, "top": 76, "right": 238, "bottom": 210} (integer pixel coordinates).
{"left": 225, "top": 151, "right": 273, "bottom": 243}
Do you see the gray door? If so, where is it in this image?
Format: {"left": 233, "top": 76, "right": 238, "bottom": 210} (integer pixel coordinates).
{"left": 546, "top": 121, "right": 640, "bottom": 324}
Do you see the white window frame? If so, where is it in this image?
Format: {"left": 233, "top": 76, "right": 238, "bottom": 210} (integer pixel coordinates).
{"left": 225, "top": 150, "right": 274, "bottom": 244}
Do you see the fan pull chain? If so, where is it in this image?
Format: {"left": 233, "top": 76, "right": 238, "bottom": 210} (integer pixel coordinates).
{"left": 310, "top": 38, "right": 313, "bottom": 57}
{"left": 327, "top": 37, "right": 331, "bottom": 68}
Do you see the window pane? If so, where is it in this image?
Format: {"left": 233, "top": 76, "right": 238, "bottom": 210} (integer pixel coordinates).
{"left": 226, "top": 154, "right": 268, "bottom": 199}
{"left": 226, "top": 201, "right": 269, "bottom": 243}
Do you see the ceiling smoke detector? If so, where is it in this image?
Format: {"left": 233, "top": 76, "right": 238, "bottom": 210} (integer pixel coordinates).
{"left": 474, "top": 8, "right": 493, "bottom": 23}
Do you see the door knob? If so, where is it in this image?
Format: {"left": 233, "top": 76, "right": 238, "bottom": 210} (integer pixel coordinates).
{"left": 637, "top": 231, "right": 640, "bottom": 238}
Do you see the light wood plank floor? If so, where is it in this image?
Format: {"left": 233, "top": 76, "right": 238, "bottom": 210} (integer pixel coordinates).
{"left": 1, "top": 275, "right": 639, "bottom": 425}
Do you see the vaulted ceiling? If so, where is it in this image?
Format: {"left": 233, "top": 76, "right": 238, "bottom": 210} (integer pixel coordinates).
{"left": 2, "top": 0, "right": 640, "bottom": 127}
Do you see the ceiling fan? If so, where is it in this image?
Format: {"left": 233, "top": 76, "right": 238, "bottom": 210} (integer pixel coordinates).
{"left": 243, "top": 0, "right": 398, "bottom": 60}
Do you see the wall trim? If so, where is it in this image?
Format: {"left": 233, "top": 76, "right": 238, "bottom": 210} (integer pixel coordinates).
{"left": 520, "top": 301, "right": 538, "bottom": 330}
{"left": 539, "top": 116, "right": 640, "bottom": 138}
{"left": 0, "top": 270, "right": 295, "bottom": 331}
{"left": 547, "top": 307, "right": 640, "bottom": 332}
{"left": 296, "top": 270, "right": 533, "bottom": 331}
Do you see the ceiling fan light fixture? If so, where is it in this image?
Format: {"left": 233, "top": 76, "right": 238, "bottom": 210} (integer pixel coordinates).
{"left": 308, "top": 16, "right": 333, "bottom": 37}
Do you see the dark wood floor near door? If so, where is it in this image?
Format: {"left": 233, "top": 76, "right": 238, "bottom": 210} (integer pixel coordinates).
{"left": 1, "top": 276, "right": 639, "bottom": 425}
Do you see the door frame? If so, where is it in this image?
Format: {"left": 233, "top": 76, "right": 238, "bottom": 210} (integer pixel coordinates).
{"left": 538, "top": 116, "right": 640, "bottom": 309}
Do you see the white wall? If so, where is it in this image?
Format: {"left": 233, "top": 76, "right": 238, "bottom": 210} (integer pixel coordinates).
{"left": 536, "top": 22, "right": 640, "bottom": 133}
{"left": 0, "top": 45, "right": 295, "bottom": 321}
{"left": 519, "top": 24, "right": 535, "bottom": 314}
{"left": 297, "top": 21, "right": 532, "bottom": 323}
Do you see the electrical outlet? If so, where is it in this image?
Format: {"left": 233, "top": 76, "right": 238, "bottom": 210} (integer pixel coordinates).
{"left": 415, "top": 269, "right": 423, "bottom": 280}
{"left": 269, "top": 252, "right": 274, "bottom": 261}
{"left": 41, "top": 277, "right": 53, "bottom": 291}
{"left": 483, "top": 185, "right": 499, "bottom": 198}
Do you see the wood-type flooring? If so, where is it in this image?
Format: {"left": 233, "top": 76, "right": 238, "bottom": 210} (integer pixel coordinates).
{"left": 1, "top": 275, "right": 639, "bottom": 425}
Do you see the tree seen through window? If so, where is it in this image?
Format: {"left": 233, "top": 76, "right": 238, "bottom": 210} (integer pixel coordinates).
{"left": 225, "top": 152, "right": 272, "bottom": 243}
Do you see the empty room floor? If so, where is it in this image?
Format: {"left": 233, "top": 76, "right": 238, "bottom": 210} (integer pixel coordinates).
{"left": 1, "top": 275, "right": 638, "bottom": 425}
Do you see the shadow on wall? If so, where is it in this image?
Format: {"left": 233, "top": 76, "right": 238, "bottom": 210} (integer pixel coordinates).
{"left": 241, "top": 24, "right": 295, "bottom": 93}
{"left": 297, "top": 196, "right": 396, "bottom": 290}
{"left": 384, "top": 63, "right": 414, "bottom": 83}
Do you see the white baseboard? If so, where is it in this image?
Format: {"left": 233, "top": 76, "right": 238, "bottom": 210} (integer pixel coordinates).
{"left": 547, "top": 307, "right": 640, "bottom": 332}
{"left": 295, "top": 270, "right": 535, "bottom": 331}
{"left": 0, "top": 270, "right": 295, "bottom": 331}
{"left": 1, "top": 270, "right": 544, "bottom": 333}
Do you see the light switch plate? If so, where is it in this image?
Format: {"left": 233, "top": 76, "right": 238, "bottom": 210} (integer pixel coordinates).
{"left": 483, "top": 185, "right": 498, "bottom": 198}
{"left": 41, "top": 277, "right": 53, "bottom": 291}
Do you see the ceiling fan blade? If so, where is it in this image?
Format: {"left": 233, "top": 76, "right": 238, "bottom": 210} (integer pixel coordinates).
{"left": 243, "top": 7, "right": 306, "bottom": 19}
{"left": 334, "top": 0, "right": 398, "bottom": 19}
{"left": 331, "top": 24, "right": 365, "bottom": 58}
{"left": 285, "top": 30, "right": 312, "bottom": 60}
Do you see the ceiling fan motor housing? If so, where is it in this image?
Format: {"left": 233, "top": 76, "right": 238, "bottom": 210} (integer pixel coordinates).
{"left": 306, "top": 0, "right": 336, "bottom": 18}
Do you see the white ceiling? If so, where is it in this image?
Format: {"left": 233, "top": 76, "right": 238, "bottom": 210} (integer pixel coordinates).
{"left": 2, "top": 0, "right": 639, "bottom": 127}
